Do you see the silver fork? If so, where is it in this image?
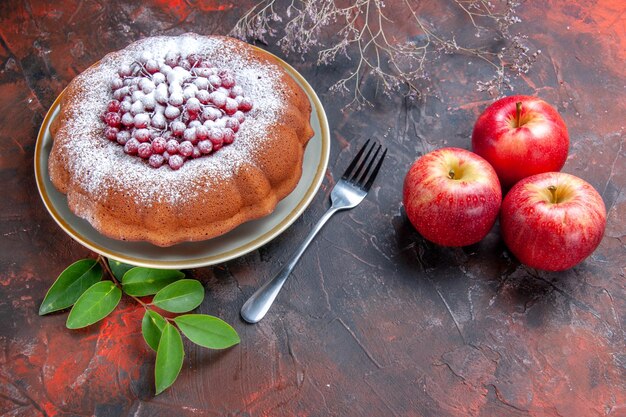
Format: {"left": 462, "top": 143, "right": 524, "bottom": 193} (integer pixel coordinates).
{"left": 241, "top": 140, "right": 387, "bottom": 323}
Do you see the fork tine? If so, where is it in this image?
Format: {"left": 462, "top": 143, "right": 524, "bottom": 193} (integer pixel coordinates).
{"left": 341, "top": 139, "right": 371, "bottom": 180}
{"left": 356, "top": 143, "right": 382, "bottom": 185}
{"left": 362, "top": 148, "right": 387, "bottom": 191}
{"left": 350, "top": 140, "right": 377, "bottom": 182}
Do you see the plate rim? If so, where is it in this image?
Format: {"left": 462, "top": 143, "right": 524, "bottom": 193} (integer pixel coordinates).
{"left": 34, "top": 48, "right": 330, "bottom": 269}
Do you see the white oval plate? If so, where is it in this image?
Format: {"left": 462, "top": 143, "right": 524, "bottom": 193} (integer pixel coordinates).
{"left": 34, "top": 51, "right": 330, "bottom": 269}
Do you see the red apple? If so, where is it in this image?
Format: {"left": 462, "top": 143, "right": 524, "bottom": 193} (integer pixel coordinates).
{"left": 472, "top": 95, "right": 569, "bottom": 188}
{"left": 403, "top": 147, "right": 502, "bottom": 247}
{"left": 500, "top": 172, "right": 606, "bottom": 271}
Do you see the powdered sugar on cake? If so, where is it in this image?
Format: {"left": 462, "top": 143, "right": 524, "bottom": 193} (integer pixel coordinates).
{"left": 56, "top": 34, "right": 285, "bottom": 206}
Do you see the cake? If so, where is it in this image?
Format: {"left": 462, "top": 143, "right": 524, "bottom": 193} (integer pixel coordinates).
{"left": 48, "top": 34, "right": 314, "bottom": 246}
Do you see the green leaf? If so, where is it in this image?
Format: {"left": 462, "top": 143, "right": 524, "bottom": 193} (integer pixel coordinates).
{"left": 107, "top": 259, "right": 135, "bottom": 281}
{"left": 121, "top": 267, "right": 185, "bottom": 296}
{"left": 66, "top": 281, "right": 122, "bottom": 329}
{"left": 155, "top": 323, "right": 184, "bottom": 395}
{"left": 152, "top": 279, "right": 204, "bottom": 313}
{"left": 39, "top": 259, "right": 103, "bottom": 315}
{"left": 174, "top": 314, "right": 240, "bottom": 349}
{"left": 142, "top": 310, "right": 167, "bottom": 351}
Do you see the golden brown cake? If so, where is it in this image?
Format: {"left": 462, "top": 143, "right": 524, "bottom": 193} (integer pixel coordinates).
{"left": 48, "top": 34, "right": 314, "bottom": 246}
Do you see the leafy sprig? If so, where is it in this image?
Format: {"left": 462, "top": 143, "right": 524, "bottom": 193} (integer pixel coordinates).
{"left": 39, "top": 256, "right": 240, "bottom": 395}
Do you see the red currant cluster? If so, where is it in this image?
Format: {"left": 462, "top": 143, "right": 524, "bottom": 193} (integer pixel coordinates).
{"left": 102, "top": 51, "right": 253, "bottom": 169}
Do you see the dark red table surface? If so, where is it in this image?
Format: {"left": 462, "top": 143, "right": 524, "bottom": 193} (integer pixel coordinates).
{"left": 1, "top": 1, "right": 624, "bottom": 416}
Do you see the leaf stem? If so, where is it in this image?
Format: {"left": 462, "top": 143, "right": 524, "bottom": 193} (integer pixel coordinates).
{"left": 547, "top": 185, "right": 558, "bottom": 204}
{"left": 97, "top": 255, "right": 150, "bottom": 309}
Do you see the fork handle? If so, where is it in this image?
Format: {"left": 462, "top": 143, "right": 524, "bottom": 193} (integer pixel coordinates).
{"left": 240, "top": 206, "right": 340, "bottom": 323}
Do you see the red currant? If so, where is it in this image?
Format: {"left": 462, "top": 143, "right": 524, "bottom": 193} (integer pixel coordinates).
{"left": 152, "top": 137, "right": 167, "bottom": 153}
{"left": 179, "top": 141, "right": 194, "bottom": 157}
{"left": 104, "top": 112, "right": 121, "bottom": 127}
{"left": 105, "top": 126, "right": 119, "bottom": 141}
{"left": 168, "top": 154, "right": 184, "bottom": 170}
{"left": 149, "top": 154, "right": 165, "bottom": 168}
{"left": 223, "top": 128, "right": 235, "bottom": 144}
{"left": 124, "top": 138, "right": 140, "bottom": 155}
{"left": 138, "top": 142, "right": 153, "bottom": 159}
{"left": 166, "top": 139, "right": 180, "bottom": 154}
{"left": 107, "top": 100, "right": 121, "bottom": 112}
{"left": 197, "top": 140, "right": 213, "bottom": 154}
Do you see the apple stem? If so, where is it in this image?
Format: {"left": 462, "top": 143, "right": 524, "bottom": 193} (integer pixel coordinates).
{"left": 515, "top": 101, "right": 522, "bottom": 127}
{"left": 548, "top": 185, "right": 558, "bottom": 203}
{"left": 448, "top": 169, "right": 455, "bottom": 179}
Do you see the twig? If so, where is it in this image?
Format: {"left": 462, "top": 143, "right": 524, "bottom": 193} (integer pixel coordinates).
{"left": 97, "top": 255, "right": 149, "bottom": 309}
{"left": 231, "top": 0, "right": 540, "bottom": 109}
